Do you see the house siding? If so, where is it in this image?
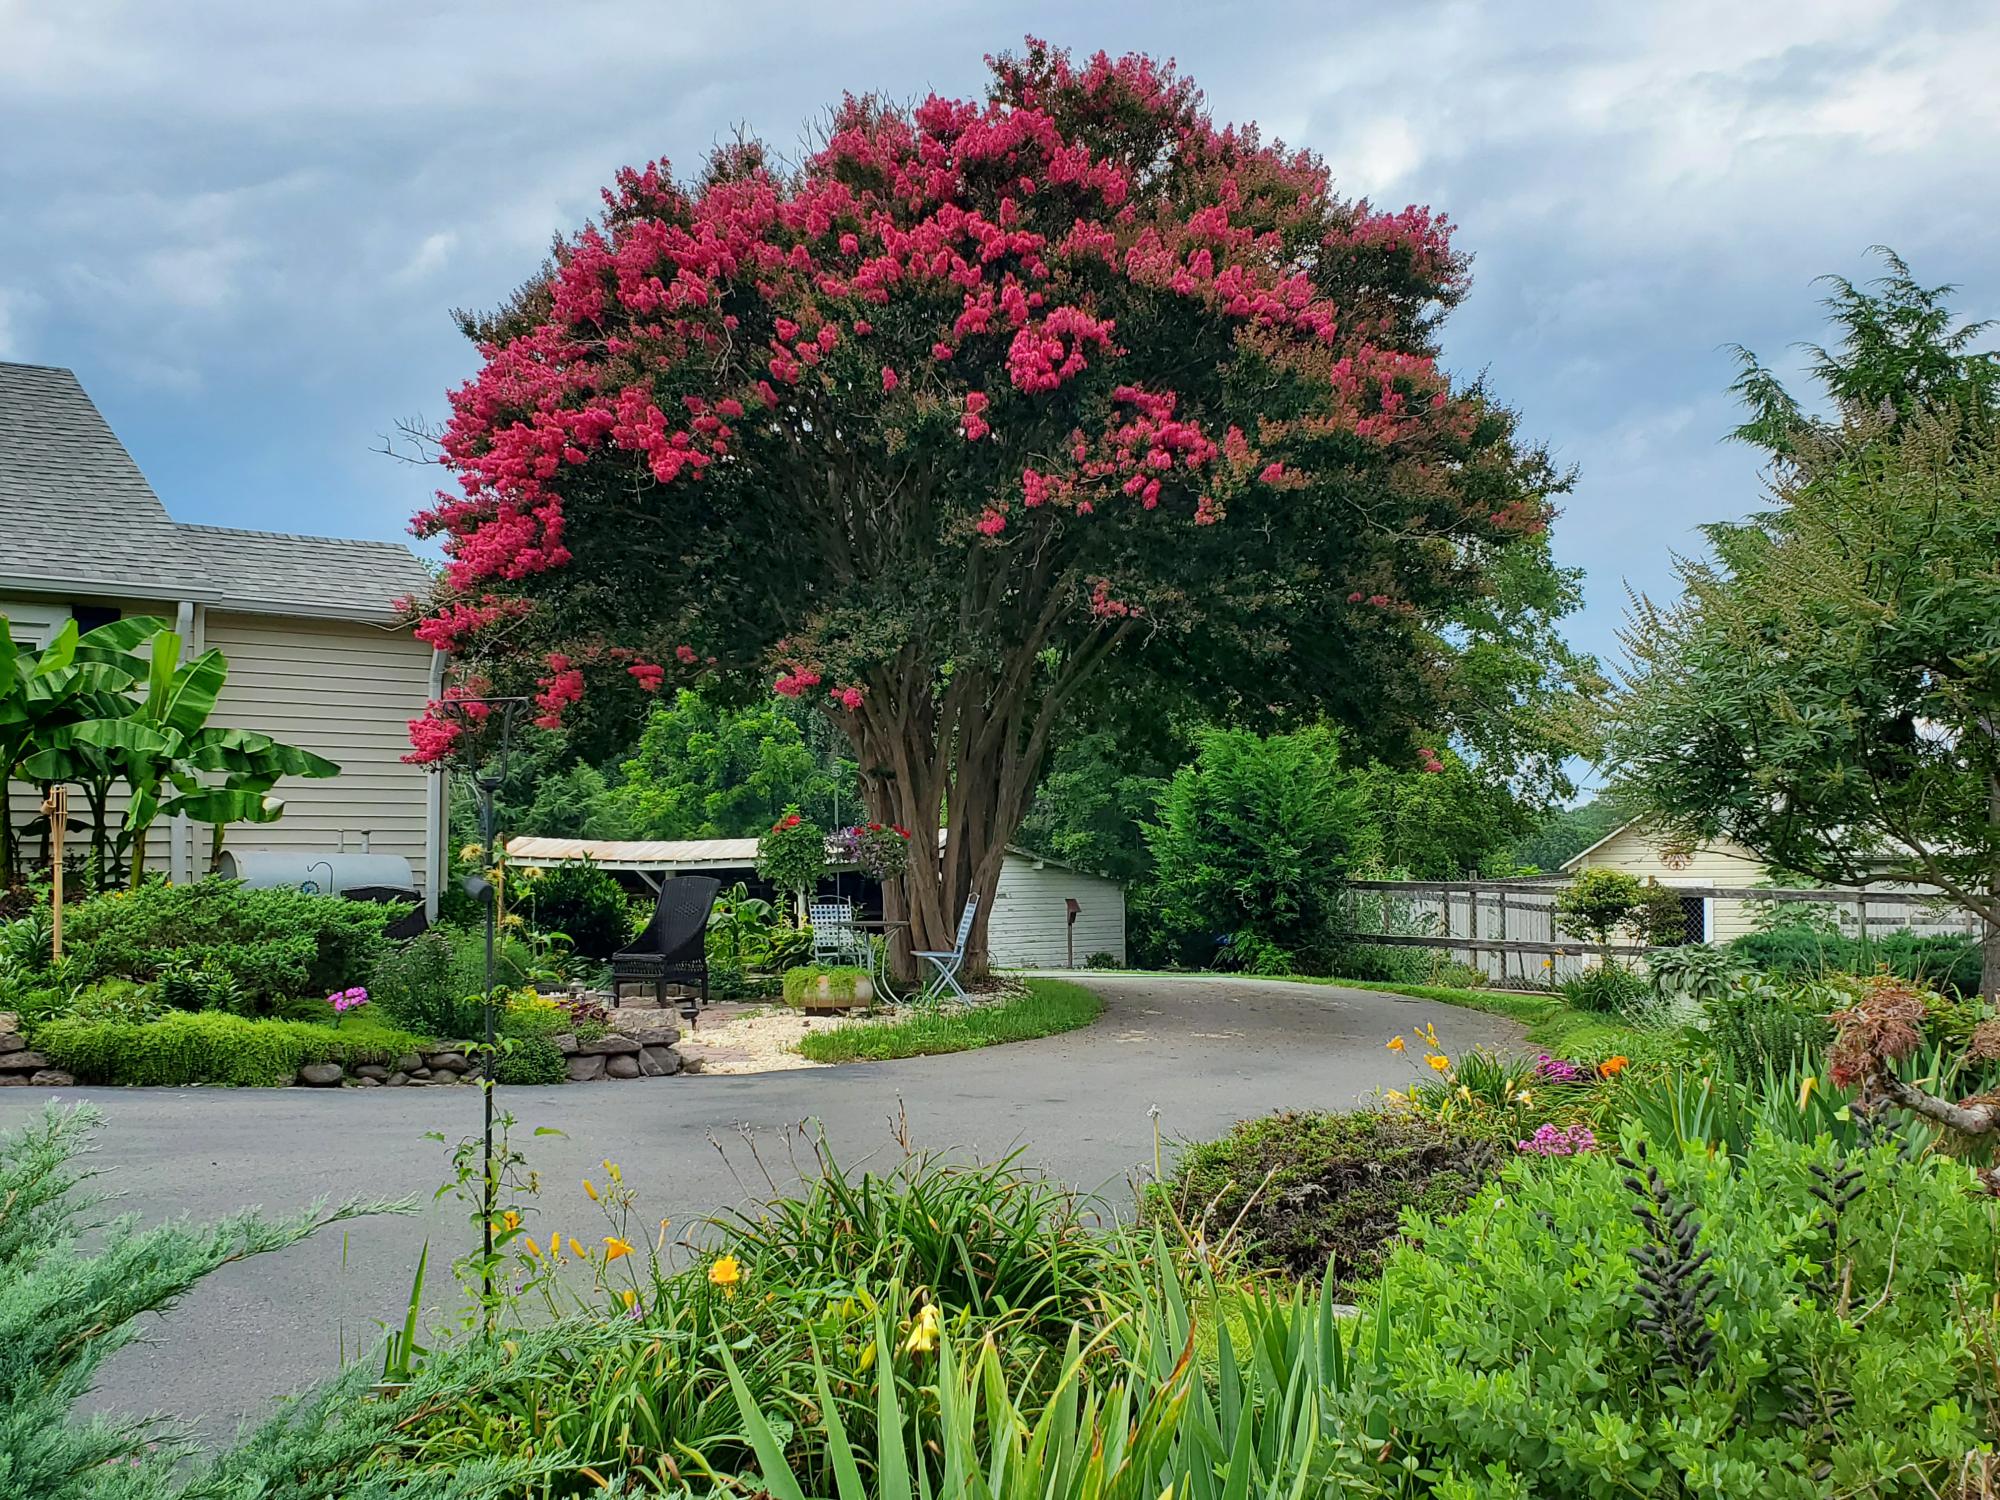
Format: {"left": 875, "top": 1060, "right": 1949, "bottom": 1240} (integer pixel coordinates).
{"left": 1566, "top": 823, "right": 1769, "bottom": 942}
{"left": 988, "top": 856, "right": 1127, "bottom": 968}
{"left": 200, "top": 610, "right": 435, "bottom": 890}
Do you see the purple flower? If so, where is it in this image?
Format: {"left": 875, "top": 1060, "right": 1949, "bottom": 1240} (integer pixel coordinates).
{"left": 1516, "top": 1123, "right": 1597, "bottom": 1156}
{"left": 1534, "top": 1053, "right": 1584, "bottom": 1084}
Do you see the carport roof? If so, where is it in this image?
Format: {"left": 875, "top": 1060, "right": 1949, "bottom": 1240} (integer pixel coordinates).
{"left": 504, "top": 834, "right": 1120, "bottom": 882}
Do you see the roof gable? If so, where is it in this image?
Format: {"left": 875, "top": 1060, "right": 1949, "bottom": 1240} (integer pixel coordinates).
{"left": 0, "top": 362, "right": 431, "bottom": 623}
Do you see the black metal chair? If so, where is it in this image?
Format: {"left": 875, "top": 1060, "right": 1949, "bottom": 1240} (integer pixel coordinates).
{"left": 611, "top": 875, "right": 720, "bottom": 1020}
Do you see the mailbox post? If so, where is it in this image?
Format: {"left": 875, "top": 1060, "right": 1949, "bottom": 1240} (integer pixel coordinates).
{"left": 1065, "top": 897, "right": 1080, "bottom": 968}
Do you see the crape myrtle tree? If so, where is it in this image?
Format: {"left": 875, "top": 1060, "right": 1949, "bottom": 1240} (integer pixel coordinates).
{"left": 1604, "top": 253, "right": 2000, "bottom": 994}
{"left": 404, "top": 42, "right": 1563, "bottom": 970}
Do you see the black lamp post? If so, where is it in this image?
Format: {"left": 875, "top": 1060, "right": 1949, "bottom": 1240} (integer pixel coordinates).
{"left": 450, "top": 695, "right": 530, "bottom": 1317}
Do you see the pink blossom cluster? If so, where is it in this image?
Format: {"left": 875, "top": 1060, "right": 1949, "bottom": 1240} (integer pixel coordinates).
{"left": 534, "top": 655, "right": 585, "bottom": 728}
{"left": 328, "top": 986, "right": 370, "bottom": 1015}
{"left": 404, "top": 39, "right": 1505, "bottom": 748}
{"left": 1515, "top": 1123, "right": 1597, "bottom": 1157}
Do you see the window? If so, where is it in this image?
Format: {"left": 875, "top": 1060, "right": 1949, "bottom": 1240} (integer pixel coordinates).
{"left": 69, "top": 604, "right": 120, "bottom": 634}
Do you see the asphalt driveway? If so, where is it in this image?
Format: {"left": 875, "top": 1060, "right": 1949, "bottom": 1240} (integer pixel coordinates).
{"left": 0, "top": 974, "right": 1521, "bottom": 1439}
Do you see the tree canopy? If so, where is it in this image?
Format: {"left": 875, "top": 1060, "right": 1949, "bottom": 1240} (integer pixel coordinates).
{"left": 407, "top": 40, "right": 1570, "bottom": 964}
{"left": 1602, "top": 252, "right": 2000, "bottom": 991}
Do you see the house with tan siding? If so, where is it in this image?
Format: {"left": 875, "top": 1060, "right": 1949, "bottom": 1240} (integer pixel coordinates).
{"left": 0, "top": 361, "right": 445, "bottom": 910}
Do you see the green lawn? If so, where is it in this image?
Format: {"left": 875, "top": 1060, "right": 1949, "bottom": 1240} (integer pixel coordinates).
{"left": 794, "top": 977, "right": 1104, "bottom": 1063}
{"left": 1305, "top": 975, "right": 1680, "bottom": 1063}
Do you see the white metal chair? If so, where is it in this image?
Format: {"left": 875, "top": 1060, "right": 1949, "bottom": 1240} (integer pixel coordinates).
{"left": 808, "top": 899, "right": 868, "bottom": 965}
{"left": 914, "top": 893, "right": 980, "bottom": 1006}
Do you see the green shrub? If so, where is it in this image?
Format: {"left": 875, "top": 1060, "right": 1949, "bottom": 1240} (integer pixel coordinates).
{"left": 60, "top": 880, "right": 390, "bottom": 1011}
{"left": 1083, "top": 950, "right": 1122, "bottom": 969}
{"left": 1342, "top": 1132, "right": 2000, "bottom": 1495}
{"left": 371, "top": 928, "right": 490, "bottom": 1039}
{"left": 1553, "top": 867, "right": 1645, "bottom": 946}
{"left": 1700, "top": 977, "right": 1836, "bottom": 1078}
{"left": 493, "top": 1035, "right": 567, "bottom": 1085}
{"left": 34, "top": 1011, "right": 429, "bottom": 1087}
{"left": 517, "top": 857, "right": 629, "bottom": 959}
{"left": 1558, "top": 961, "right": 1651, "bottom": 1014}
{"left": 64, "top": 979, "right": 159, "bottom": 1026}
{"left": 1729, "top": 926, "right": 1982, "bottom": 996}
{"left": 1144, "top": 1109, "right": 1499, "bottom": 1290}
{"left": 1644, "top": 943, "right": 1746, "bottom": 1007}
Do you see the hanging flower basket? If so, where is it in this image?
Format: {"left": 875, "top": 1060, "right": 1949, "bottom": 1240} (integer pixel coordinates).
{"left": 828, "top": 822, "right": 913, "bottom": 881}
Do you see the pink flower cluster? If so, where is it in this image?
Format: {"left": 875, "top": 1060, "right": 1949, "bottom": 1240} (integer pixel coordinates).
{"left": 328, "top": 986, "right": 370, "bottom": 1015}
{"left": 1515, "top": 1123, "right": 1596, "bottom": 1156}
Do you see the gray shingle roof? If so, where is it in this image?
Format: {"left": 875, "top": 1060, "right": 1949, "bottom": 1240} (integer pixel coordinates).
{"left": 0, "top": 361, "right": 433, "bottom": 624}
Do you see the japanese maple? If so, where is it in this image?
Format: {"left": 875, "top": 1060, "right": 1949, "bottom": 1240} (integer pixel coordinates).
{"left": 407, "top": 40, "right": 1560, "bottom": 969}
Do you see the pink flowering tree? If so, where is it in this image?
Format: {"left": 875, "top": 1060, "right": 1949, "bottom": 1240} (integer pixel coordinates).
{"left": 405, "top": 41, "right": 1561, "bottom": 972}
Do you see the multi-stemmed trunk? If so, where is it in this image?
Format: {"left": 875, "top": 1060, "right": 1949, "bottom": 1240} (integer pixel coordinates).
{"left": 835, "top": 623, "right": 1130, "bottom": 982}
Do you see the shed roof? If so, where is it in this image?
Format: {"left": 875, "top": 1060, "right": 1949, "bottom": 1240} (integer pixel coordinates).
{"left": 0, "top": 361, "right": 431, "bottom": 624}
{"left": 504, "top": 834, "right": 1122, "bottom": 883}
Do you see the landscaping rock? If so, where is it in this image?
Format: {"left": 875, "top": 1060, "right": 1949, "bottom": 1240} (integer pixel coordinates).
{"left": 426, "top": 1051, "right": 471, "bottom": 1074}
{"left": 578, "top": 1034, "right": 641, "bottom": 1056}
{"left": 680, "top": 1054, "right": 705, "bottom": 1074}
{"left": 605, "top": 1054, "right": 642, "bottom": 1079}
{"left": 0, "top": 1051, "right": 52, "bottom": 1072}
{"left": 354, "top": 1076, "right": 383, "bottom": 1087}
{"left": 297, "top": 1063, "right": 345, "bottom": 1087}
{"left": 640, "top": 1044, "right": 683, "bottom": 1077}
{"left": 354, "top": 1064, "right": 390, "bottom": 1082}
{"left": 0, "top": 1075, "right": 26, "bottom": 1086}
{"left": 386, "top": 1072, "right": 410, "bottom": 1086}
{"left": 429, "top": 1070, "right": 460, "bottom": 1086}
{"left": 0, "top": 1011, "right": 18, "bottom": 1034}
{"left": 394, "top": 1052, "right": 425, "bottom": 1075}
{"left": 552, "top": 1033, "right": 579, "bottom": 1054}
{"left": 0, "top": 1033, "right": 26, "bottom": 1056}
{"left": 565, "top": 1053, "right": 607, "bottom": 1083}
{"left": 30, "top": 1069, "right": 74, "bottom": 1087}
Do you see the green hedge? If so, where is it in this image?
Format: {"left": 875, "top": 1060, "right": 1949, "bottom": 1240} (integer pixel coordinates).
{"left": 34, "top": 1012, "right": 428, "bottom": 1087}
{"left": 1728, "top": 927, "right": 1982, "bottom": 996}
{"left": 62, "top": 880, "right": 391, "bottom": 1009}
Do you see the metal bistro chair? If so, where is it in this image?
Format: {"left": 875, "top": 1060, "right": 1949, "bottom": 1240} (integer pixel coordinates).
{"left": 808, "top": 898, "right": 870, "bottom": 966}
{"left": 612, "top": 875, "right": 721, "bottom": 1020}
{"left": 914, "top": 892, "right": 980, "bottom": 1006}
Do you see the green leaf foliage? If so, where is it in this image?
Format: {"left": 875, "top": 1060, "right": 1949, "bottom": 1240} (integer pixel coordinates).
{"left": 1345, "top": 1132, "right": 2000, "bottom": 1496}
{"left": 34, "top": 1011, "right": 429, "bottom": 1087}
{"left": 59, "top": 881, "right": 392, "bottom": 1011}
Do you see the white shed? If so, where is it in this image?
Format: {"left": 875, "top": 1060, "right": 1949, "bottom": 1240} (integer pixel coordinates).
{"left": 505, "top": 836, "right": 1127, "bottom": 969}
{"left": 987, "top": 850, "right": 1126, "bottom": 968}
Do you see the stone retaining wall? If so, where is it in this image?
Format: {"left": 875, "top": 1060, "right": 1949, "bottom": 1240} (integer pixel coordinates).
{"left": 0, "top": 1010, "right": 689, "bottom": 1089}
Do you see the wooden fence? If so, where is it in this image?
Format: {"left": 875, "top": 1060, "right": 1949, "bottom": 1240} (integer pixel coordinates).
{"left": 1341, "top": 877, "right": 1983, "bottom": 986}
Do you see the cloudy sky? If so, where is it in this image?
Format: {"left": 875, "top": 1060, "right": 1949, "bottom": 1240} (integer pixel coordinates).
{"left": 3, "top": 0, "right": 1996, "bottom": 670}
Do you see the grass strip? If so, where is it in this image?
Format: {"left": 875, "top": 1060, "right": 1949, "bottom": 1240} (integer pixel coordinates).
{"left": 795, "top": 978, "right": 1103, "bottom": 1063}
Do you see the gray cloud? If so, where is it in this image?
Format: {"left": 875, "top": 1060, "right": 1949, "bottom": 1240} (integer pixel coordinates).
{"left": 2, "top": 0, "right": 1994, "bottom": 678}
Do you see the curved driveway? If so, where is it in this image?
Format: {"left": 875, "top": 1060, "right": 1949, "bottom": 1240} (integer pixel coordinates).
{"left": 0, "top": 974, "right": 1519, "bottom": 1437}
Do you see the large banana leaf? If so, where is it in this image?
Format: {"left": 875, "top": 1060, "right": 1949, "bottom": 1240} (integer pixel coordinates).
{"left": 69, "top": 718, "right": 175, "bottom": 758}
{"left": 163, "top": 648, "right": 229, "bottom": 736}
{"left": 159, "top": 788, "right": 286, "bottom": 825}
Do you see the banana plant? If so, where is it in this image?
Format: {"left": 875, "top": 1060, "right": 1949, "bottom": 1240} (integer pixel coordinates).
{"left": 0, "top": 615, "right": 164, "bottom": 886}
{"left": 19, "top": 625, "right": 338, "bottom": 887}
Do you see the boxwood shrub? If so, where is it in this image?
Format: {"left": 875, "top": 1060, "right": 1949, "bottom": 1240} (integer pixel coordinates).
{"left": 34, "top": 1012, "right": 428, "bottom": 1087}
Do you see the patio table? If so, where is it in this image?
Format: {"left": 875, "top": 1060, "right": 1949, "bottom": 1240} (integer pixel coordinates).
{"left": 849, "top": 918, "right": 911, "bottom": 1007}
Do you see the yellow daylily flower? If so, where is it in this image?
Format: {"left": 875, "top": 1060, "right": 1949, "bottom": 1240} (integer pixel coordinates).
{"left": 1386, "top": 1036, "right": 1407, "bottom": 1053}
{"left": 709, "top": 1254, "right": 742, "bottom": 1296}
{"left": 1427, "top": 1054, "right": 1452, "bottom": 1073}
{"left": 858, "top": 1339, "right": 878, "bottom": 1372}
{"left": 603, "top": 1160, "right": 623, "bottom": 1185}
{"left": 583, "top": 1179, "right": 599, "bottom": 1202}
{"left": 620, "top": 1289, "right": 638, "bottom": 1310}
{"left": 903, "top": 1302, "right": 941, "bottom": 1356}
{"left": 604, "top": 1236, "right": 633, "bottom": 1262}
{"left": 1797, "top": 1074, "right": 1817, "bottom": 1111}
{"left": 501, "top": 1209, "right": 521, "bottom": 1231}
{"left": 570, "top": 1237, "right": 588, "bottom": 1259}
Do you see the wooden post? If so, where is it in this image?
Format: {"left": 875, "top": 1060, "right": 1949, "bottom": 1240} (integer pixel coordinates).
{"left": 39, "top": 786, "right": 67, "bottom": 959}
{"left": 1497, "top": 889, "right": 1511, "bottom": 986}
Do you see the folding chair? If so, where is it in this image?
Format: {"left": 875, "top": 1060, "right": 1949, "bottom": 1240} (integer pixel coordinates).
{"left": 808, "top": 898, "right": 868, "bottom": 965}
{"left": 914, "top": 893, "right": 980, "bottom": 1006}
